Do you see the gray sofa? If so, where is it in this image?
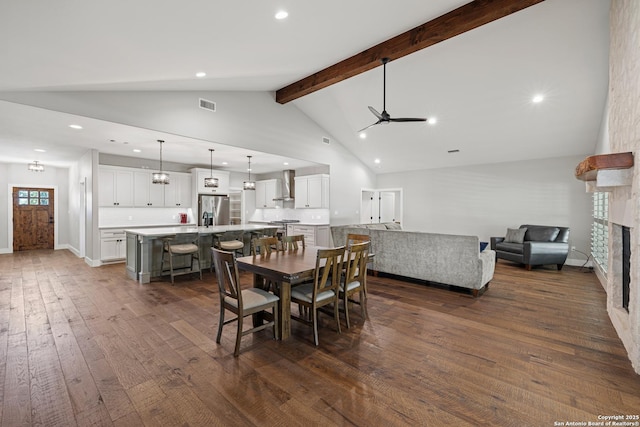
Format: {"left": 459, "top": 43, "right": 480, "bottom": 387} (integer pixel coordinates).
{"left": 331, "top": 223, "right": 495, "bottom": 297}
{"left": 490, "top": 224, "right": 570, "bottom": 270}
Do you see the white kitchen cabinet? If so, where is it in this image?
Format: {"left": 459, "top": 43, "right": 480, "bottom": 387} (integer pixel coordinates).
{"left": 255, "top": 179, "right": 281, "bottom": 208}
{"left": 193, "top": 168, "right": 230, "bottom": 195}
{"left": 100, "top": 229, "right": 126, "bottom": 262}
{"left": 286, "top": 224, "right": 330, "bottom": 247}
{"left": 134, "top": 171, "right": 165, "bottom": 207}
{"left": 294, "top": 174, "right": 329, "bottom": 209}
{"left": 99, "top": 167, "right": 134, "bottom": 207}
{"left": 164, "top": 172, "right": 192, "bottom": 207}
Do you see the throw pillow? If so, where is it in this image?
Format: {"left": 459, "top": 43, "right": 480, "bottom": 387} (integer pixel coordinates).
{"left": 505, "top": 227, "right": 527, "bottom": 244}
{"left": 480, "top": 242, "right": 488, "bottom": 252}
{"left": 385, "top": 222, "right": 402, "bottom": 230}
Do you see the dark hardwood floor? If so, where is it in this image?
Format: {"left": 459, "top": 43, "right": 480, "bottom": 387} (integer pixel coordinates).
{"left": 1, "top": 249, "right": 639, "bottom": 426}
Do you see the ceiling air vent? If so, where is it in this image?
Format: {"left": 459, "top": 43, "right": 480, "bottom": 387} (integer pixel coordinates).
{"left": 199, "top": 98, "right": 216, "bottom": 112}
{"left": 322, "top": 136, "right": 331, "bottom": 145}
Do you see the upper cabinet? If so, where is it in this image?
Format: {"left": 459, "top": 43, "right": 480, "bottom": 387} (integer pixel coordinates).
{"left": 99, "top": 166, "right": 192, "bottom": 208}
{"left": 99, "top": 167, "right": 134, "bottom": 207}
{"left": 193, "top": 168, "right": 230, "bottom": 195}
{"left": 164, "top": 173, "right": 192, "bottom": 207}
{"left": 295, "top": 174, "right": 329, "bottom": 209}
{"left": 255, "top": 179, "right": 282, "bottom": 209}
{"left": 134, "top": 171, "right": 165, "bottom": 207}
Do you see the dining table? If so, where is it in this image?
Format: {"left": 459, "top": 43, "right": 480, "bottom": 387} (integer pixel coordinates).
{"left": 236, "top": 246, "right": 324, "bottom": 340}
{"left": 236, "top": 245, "right": 374, "bottom": 340}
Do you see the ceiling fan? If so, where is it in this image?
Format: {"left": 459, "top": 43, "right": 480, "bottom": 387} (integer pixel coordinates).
{"left": 358, "top": 57, "right": 427, "bottom": 133}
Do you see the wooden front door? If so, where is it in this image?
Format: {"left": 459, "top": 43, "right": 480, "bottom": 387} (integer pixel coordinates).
{"left": 13, "top": 187, "right": 54, "bottom": 251}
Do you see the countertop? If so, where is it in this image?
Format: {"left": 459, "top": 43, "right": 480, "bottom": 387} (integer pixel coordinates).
{"left": 100, "top": 223, "right": 196, "bottom": 229}
{"left": 124, "top": 224, "right": 279, "bottom": 237}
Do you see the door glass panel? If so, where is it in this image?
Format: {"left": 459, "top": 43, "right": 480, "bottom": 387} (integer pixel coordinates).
{"left": 18, "top": 190, "right": 28, "bottom": 197}
{"left": 40, "top": 191, "right": 49, "bottom": 198}
{"left": 30, "top": 191, "right": 39, "bottom": 198}
{"left": 40, "top": 199, "right": 49, "bottom": 205}
{"left": 30, "top": 198, "right": 39, "bottom": 205}
{"left": 18, "top": 198, "right": 28, "bottom": 205}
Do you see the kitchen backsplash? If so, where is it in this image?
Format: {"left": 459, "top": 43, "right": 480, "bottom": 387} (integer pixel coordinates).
{"left": 100, "top": 207, "right": 195, "bottom": 227}
{"left": 251, "top": 208, "right": 330, "bottom": 224}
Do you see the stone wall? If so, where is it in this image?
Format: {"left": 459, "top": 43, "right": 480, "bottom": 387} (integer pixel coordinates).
{"left": 607, "top": 0, "right": 640, "bottom": 374}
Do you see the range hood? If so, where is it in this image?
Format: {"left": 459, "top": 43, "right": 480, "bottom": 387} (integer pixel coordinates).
{"left": 273, "top": 170, "right": 295, "bottom": 201}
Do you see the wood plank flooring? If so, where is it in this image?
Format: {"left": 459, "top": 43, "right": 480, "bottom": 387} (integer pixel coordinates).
{"left": 1, "top": 249, "right": 639, "bottom": 426}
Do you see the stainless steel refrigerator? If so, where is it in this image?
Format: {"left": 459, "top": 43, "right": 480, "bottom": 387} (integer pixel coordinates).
{"left": 198, "top": 194, "right": 230, "bottom": 227}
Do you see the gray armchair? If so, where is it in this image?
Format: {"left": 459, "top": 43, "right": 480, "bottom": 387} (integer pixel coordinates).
{"left": 490, "top": 224, "right": 570, "bottom": 270}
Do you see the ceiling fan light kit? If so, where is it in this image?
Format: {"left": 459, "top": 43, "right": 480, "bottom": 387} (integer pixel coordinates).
{"left": 358, "top": 57, "right": 427, "bottom": 133}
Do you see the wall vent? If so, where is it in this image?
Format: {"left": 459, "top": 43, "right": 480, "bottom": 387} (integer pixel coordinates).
{"left": 199, "top": 98, "right": 216, "bottom": 112}
{"left": 322, "top": 136, "right": 331, "bottom": 145}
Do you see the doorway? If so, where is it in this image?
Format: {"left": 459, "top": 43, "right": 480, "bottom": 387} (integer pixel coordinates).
{"left": 12, "top": 187, "right": 55, "bottom": 251}
{"left": 360, "top": 188, "right": 403, "bottom": 224}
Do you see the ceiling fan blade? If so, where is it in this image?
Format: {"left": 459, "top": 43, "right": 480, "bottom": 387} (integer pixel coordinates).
{"left": 368, "top": 106, "right": 383, "bottom": 120}
{"left": 357, "top": 121, "right": 381, "bottom": 133}
{"left": 389, "top": 117, "right": 427, "bottom": 123}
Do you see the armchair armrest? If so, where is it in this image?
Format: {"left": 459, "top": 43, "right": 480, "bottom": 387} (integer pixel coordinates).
{"left": 490, "top": 237, "right": 504, "bottom": 250}
{"left": 523, "top": 241, "right": 569, "bottom": 259}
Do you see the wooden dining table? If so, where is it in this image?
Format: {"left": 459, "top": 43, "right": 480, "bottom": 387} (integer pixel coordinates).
{"left": 236, "top": 246, "right": 374, "bottom": 340}
{"left": 236, "top": 247, "right": 324, "bottom": 340}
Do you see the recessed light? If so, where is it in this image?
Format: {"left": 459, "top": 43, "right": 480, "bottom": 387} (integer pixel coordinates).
{"left": 69, "top": 124, "right": 83, "bottom": 129}
{"left": 532, "top": 94, "right": 544, "bottom": 103}
{"left": 275, "top": 10, "right": 288, "bottom": 20}
{"left": 283, "top": 162, "right": 289, "bottom": 166}
{"left": 428, "top": 117, "right": 437, "bottom": 125}
{"left": 133, "top": 149, "right": 141, "bottom": 153}
{"left": 195, "top": 72, "right": 206, "bottom": 78}
{"left": 222, "top": 161, "right": 228, "bottom": 165}
{"left": 359, "top": 132, "right": 367, "bottom": 139}
{"left": 34, "top": 148, "right": 46, "bottom": 153}
{"left": 374, "top": 159, "right": 381, "bottom": 164}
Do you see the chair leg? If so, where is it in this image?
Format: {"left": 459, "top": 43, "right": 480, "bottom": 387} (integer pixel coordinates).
{"left": 312, "top": 306, "right": 319, "bottom": 346}
{"left": 361, "top": 290, "right": 368, "bottom": 320}
{"left": 273, "top": 304, "right": 279, "bottom": 340}
{"left": 334, "top": 299, "right": 341, "bottom": 335}
{"left": 234, "top": 314, "right": 243, "bottom": 357}
{"left": 344, "top": 293, "right": 351, "bottom": 329}
{"left": 169, "top": 252, "right": 175, "bottom": 284}
{"left": 216, "top": 308, "right": 225, "bottom": 343}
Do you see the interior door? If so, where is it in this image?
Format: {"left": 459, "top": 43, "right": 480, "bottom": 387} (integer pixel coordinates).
{"left": 379, "top": 191, "right": 396, "bottom": 222}
{"left": 13, "top": 187, "right": 54, "bottom": 251}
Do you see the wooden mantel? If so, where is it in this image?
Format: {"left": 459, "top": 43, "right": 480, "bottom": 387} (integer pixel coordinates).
{"left": 575, "top": 152, "right": 634, "bottom": 181}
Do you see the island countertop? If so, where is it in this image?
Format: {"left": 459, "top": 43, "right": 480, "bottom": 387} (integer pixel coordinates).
{"left": 124, "top": 224, "right": 279, "bottom": 237}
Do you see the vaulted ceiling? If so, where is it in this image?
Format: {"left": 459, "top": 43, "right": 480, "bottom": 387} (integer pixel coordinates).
{"left": 0, "top": 0, "right": 610, "bottom": 174}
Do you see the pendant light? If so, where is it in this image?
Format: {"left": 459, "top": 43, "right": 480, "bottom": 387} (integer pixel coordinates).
{"left": 152, "top": 139, "right": 170, "bottom": 184}
{"left": 28, "top": 161, "right": 45, "bottom": 172}
{"left": 204, "top": 148, "right": 219, "bottom": 188}
{"left": 243, "top": 155, "right": 256, "bottom": 190}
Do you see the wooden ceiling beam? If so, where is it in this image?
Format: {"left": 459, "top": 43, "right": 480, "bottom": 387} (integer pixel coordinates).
{"left": 275, "top": 0, "right": 545, "bottom": 104}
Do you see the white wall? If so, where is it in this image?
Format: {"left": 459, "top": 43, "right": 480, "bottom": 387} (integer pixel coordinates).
{"left": 377, "top": 155, "right": 593, "bottom": 265}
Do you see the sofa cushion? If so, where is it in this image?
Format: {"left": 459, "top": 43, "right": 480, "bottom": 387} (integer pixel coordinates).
{"left": 524, "top": 226, "right": 560, "bottom": 242}
{"left": 505, "top": 228, "right": 527, "bottom": 244}
{"left": 384, "top": 222, "right": 402, "bottom": 230}
{"left": 367, "top": 223, "right": 387, "bottom": 230}
{"left": 496, "top": 242, "right": 524, "bottom": 254}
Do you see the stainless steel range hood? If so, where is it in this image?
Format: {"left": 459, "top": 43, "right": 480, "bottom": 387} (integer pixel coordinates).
{"left": 273, "top": 170, "right": 295, "bottom": 201}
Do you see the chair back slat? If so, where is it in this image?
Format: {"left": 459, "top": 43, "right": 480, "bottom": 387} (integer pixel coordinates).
{"left": 314, "top": 246, "right": 345, "bottom": 296}
{"left": 345, "top": 241, "right": 369, "bottom": 285}
{"left": 211, "top": 248, "right": 241, "bottom": 306}
{"left": 346, "top": 233, "right": 370, "bottom": 247}
{"left": 251, "top": 236, "right": 280, "bottom": 256}
{"left": 282, "top": 234, "right": 305, "bottom": 251}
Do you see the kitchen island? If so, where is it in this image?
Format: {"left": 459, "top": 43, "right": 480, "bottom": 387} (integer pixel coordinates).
{"left": 125, "top": 224, "right": 279, "bottom": 284}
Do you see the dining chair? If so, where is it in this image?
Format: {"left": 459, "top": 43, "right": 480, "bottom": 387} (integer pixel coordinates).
{"left": 290, "top": 246, "right": 345, "bottom": 346}
{"left": 282, "top": 234, "right": 305, "bottom": 251}
{"left": 251, "top": 236, "right": 281, "bottom": 256}
{"left": 346, "top": 233, "right": 370, "bottom": 247}
{"left": 211, "top": 248, "right": 280, "bottom": 357}
{"left": 160, "top": 233, "right": 202, "bottom": 284}
{"left": 340, "top": 241, "right": 370, "bottom": 328}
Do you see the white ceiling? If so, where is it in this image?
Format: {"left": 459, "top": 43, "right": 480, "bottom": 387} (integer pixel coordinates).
{"left": 0, "top": 0, "right": 610, "bottom": 174}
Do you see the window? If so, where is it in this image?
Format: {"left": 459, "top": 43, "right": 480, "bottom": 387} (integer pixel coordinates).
{"left": 591, "top": 191, "right": 608, "bottom": 272}
{"left": 17, "top": 189, "right": 49, "bottom": 206}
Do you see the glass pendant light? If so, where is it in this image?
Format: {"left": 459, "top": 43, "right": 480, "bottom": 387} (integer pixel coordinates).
{"left": 152, "top": 139, "right": 170, "bottom": 184}
{"left": 28, "top": 161, "right": 45, "bottom": 172}
{"left": 204, "top": 148, "right": 219, "bottom": 188}
{"left": 243, "top": 155, "right": 256, "bottom": 190}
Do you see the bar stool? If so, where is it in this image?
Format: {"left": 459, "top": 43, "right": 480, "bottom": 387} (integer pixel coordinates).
{"left": 161, "top": 234, "right": 202, "bottom": 284}
{"left": 211, "top": 231, "right": 245, "bottom": 271}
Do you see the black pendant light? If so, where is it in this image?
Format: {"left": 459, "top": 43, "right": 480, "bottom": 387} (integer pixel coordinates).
{"left": 204, "top": 148, "right": 219, "bottom": 188}
{"left": 243, "top": 155, "right": 256, "bottom": 190}
{"left": 152, "top": 139, "right": 170, "bottom": 184}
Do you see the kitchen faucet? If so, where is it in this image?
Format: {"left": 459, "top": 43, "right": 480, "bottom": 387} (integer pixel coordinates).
{"left": 202, "top": 211, "right": 209, "bottom": 228}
